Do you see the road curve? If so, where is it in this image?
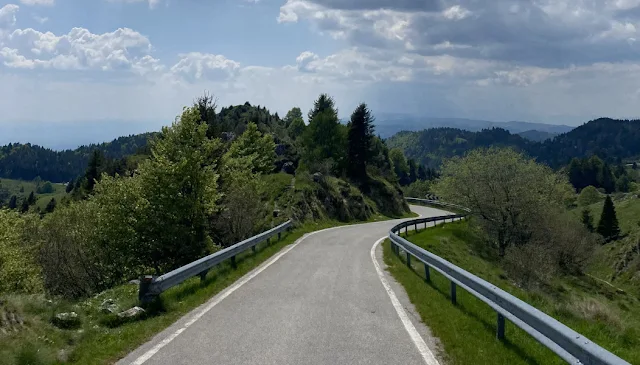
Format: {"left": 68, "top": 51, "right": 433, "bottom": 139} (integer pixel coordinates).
{"left": 118, "top": 205, "right": 450, "bottom": 365}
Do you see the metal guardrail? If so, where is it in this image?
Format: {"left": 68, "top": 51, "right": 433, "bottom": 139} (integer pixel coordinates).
{"left": 405, "top": 197, "right": 471, "bottom": 213}
{"left": 391, "top": 199, "right": 630, "bottom": 365}
{"left": 139, "top": 220, "right": 293, "bottom": 303}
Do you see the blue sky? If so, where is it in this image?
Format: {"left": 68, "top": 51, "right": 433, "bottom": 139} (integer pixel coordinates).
{"left": 2, "top": 0, "right": 640, "bottom": 148}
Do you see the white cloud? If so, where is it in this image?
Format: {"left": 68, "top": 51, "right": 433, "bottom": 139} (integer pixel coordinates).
{"left": 0, "top": 4, "right": 19, "bottom": 28}
{"left": 106, "top": 0, "right": 161, "bottom": 9}
{"left": 442, "top": 5, "right": 471, "bottom": 20}
{"left": 1, "top": 27, "right": 153, "bottom": 71}
{"left": 170, "top": 52, "right": 241, "bottom": 82}
{"left": 33, "top": 15, "right": 48, "bottom": 24}
{"left": 19, "top": 0, "right": 54, "bottom": 6}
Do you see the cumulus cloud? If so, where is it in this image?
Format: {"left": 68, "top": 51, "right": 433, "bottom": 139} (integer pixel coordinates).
{"left": 0, "top": 4, "right": 19, "bottom": 29}
{"left": 170, "top": 52, "right": 241, "bottom": 82}
{"left": 1, "top": 27, "right": 154, "bottom": 71}
{"left": 19, "top": 0, "right": 54, "bottom": 6}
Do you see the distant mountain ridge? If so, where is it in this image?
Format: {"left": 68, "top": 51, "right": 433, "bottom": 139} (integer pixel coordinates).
{"left": 373, "top": 114, "right": 573, "bottom": 139}
{"left": 386, "top": 118, "right": 640, "bottom": 169}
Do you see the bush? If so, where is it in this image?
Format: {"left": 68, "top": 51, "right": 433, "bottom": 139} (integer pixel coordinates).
{"left": 504, "top": 213, "right": 597, "bottom": 287}
{"left": 0, "top": 210, "right": 42, "bottom": 294}
{"left": 402, "top": 180, "right": 431, "bottom": 199}
{"left": 578, "top": 185, "right": 602, "bottom": 206}
{"left": 39, "top": 201, "right": 110, "bottom": 298}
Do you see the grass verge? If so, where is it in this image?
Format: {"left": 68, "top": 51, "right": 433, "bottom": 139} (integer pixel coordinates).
{"left": 383, "top": 221, "right": 639, "bottom": 365}
{"left": 1, "top": 214, "right": 412, "bottom": 365}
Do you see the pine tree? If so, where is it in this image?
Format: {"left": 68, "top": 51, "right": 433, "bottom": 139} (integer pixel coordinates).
{"left": 66, "top": 178, "right": 75, "bottom": 193}
{"left": 85, "top": 150, "right": 104, "bottom": 192}
{"left": 27, "top": 191, "right": 36, "bottom": 205}
{"left": 597, "top": 195, "right": 621, "bottom": 241}
{"left": 45, "top": 198, "right": 57, "bottom": 213}
{"left": 408, "top": 159, "right": 417, "bottom": 183}
{"left": 599, "top": 163, "right": 616, "bottom": 193}
{"left": 346, "top": 103, "right": 375, "bottom": 181}
{"left": 308, "top": 94, "right": 337, "bottom": 121}
{"left": 8, "top": 195, "right": 17, "bottom": 209}
{"left": 20, "top": 199, "right": 29, "bottom": 213}
{"left": 417, "top": 165, "right": 427, "bottom": 181}
{"left": 581, "top": 208, "right": 594, "bottom": 232}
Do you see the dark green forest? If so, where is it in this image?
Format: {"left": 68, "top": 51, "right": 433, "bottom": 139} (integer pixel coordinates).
{"left": 387, "top": 118, "right": 640, "bottom": 170}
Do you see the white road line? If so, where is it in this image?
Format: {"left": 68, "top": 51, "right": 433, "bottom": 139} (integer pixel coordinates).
{"left": 129, "top": 226, "right": 345, "bottom": 365}
{"left": 371, "top": 236, "right": 440, "bottom": 365}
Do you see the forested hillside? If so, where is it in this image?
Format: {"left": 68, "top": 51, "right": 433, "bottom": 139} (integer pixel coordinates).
{"left": 387, "top": 118, "right": 640, "bottom": 169}
{"left": 0, "top": 133, "right": 154, "bottom": 182}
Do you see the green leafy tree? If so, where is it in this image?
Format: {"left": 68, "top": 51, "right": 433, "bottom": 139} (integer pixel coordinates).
{"left": 215, "top": 163, "right": 266, "bottom": 246}
{"left": 224, "top": 122, "right": 276, "bottom": 174}
{"left": 0, "top": 210, "right": 42, "bottom": 294}
{"left": 284, "top": 107, "right": 304, "bottom": 128}
{"left": 37, "top": 181, "right": 54, "bottom": 194}
{"left": 45, "top": 198, "right": 57, "bottom": 213}
{"left": 389, "top": 148, "right": 409, "bottom": 185}
{"left": 19, "top": 186, "right": 24, "bottom": 193}
{"left": 581, "top": 208, "right": 594, "bottom": 232}
{"left": 135, "top": 106, "right": 222, "bottom": 273}
{"left": 432, "top": 147, "right": 574, "bottom": 256}
{"left": 633, "top": 162, "right": 638, "bottom": 170}
{"left": 597, "top": 195, "right": 620, "bottom": 242}
{"left": 577, "top": 185, "right": 601, "bottom": 206}
{"left": 346, "top": 103, "right": 375, "bottom": 181}
{"left": 617, "top": 175, "right": 630, "bottom": 192}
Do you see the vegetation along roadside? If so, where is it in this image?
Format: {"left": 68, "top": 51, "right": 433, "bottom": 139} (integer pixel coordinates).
{"left": 383, "top": 148, "right": 639, "bottom": 365}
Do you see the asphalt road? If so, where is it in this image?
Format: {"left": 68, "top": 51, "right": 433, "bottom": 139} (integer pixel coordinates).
{"left": 118, "top": 205, "right": 450, "bottom": 365}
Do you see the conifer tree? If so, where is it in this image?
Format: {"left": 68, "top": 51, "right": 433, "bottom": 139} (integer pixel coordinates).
{"left": 597, "top": 195, "right": 620, "bottom": 241}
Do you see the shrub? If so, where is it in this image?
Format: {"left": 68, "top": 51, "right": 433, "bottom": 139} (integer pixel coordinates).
{"left": 0, "top": 210, "right": 42, "bottom": 294}
{"left": 578, "top": 185, "right": 602, "bottom": 206}
{"left": 39, "top": 201, "right": 109, "bottom": 298}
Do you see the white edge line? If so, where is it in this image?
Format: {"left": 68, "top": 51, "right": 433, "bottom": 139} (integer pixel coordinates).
{"left": 371, "top": 236, "right": 440, "bottom": 365}
{"left": 129, "top": 225, "right": 345, "bottom": 365}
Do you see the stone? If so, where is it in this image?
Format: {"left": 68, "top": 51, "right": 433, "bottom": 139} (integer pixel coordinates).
{"left": 52, "top": 312, "right": 81, "bottom": 329}
{"left": 117, "top": 306, "right": 146, "bottom": 319}
{"left": 128, "top": 279, "right": 140, "bottom": 285}
{"left": 100, "top": 299, "right": 119, "bottom": 314}
{"left": 313, "top": 172, "right": 323, "bottom": 183}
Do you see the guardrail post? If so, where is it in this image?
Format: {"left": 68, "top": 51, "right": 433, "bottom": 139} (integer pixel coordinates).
{"left": 405, "top": 226, "right": 408, "bottom": 235}
{"left": 424, "top": 221, "right": 427, "bottom": 229}
{"left": 199, "top": 269, "right": 209, "bottom": 282}
{"left": 424, "top": 263, "right": 430, "bottom": 282}
{"left": 497, "top": 313, "right": 505, "bottom": 340}
{"left": 231, "top": 256, "right": 237, "bottom": 269}
{"left": 450, "top": 281, "right": 457, "bottom": 305}
{"left": 267, "top": 237, "right": 271, "bottom": 245}
{"left": 414, "top": 223, "right": 417, "bottom": 232}
{"left": 406, "top": 252, "right": 411, "bottom": 267}
{"left": 138, "top": 275, "right": 154, "bottom": 304}
{"left": 252, "top": 245, "right": 256, "bottom": 253}
{"left": 278, "top": 232, "right": 281, "bottom": 241}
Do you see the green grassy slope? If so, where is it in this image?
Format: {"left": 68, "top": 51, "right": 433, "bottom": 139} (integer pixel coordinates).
{"left": 384, "top": 221, "right": 639, "bottom": 365}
